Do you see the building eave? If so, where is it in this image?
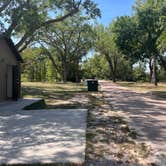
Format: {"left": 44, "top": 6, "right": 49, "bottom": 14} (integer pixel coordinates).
{"left": 0, "top": 34, "right": 23, "bottom": 63}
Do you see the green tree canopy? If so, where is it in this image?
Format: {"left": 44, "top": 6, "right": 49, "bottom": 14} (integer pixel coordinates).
{"left": 113, "top": 0, "right": 166, "bottom": 85}
{"left": 95, "top": 24, "right": 124, "bottom": 82}
{"left": 0, "top": 0, "right": 100, "bottom": 51}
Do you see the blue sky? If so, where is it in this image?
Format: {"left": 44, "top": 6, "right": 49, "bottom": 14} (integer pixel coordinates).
{"left": 93, "top": 0, "right": 135, "bottom": 25}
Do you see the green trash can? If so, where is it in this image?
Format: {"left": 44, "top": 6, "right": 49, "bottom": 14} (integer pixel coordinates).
{"left": 87, "top": 80, "right": 98, "bottom": 91}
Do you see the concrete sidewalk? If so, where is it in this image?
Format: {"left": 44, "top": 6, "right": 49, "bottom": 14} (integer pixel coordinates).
{"left": 0, "top": 108, "right": 87, "bottom": 164}
{"left": 100, "top": 81, "right": 166, "bottom": 156}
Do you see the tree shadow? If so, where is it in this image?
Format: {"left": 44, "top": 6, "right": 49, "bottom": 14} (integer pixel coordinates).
{"left": 101, "top": 82, "right": 166, "bottom": 149}
{"left": 150, "top": 91, "right": 166, "bottom": 99}
{"left": 21, "top": 86, "right": 89, "bottom": 110}
{"left": 85, "top": 94, "right": 146, "bottom": 166}
{"left": 0, "top": 109, "right": 87, "bottom": 165}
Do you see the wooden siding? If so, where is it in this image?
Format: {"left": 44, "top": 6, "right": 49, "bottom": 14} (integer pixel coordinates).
{"left": 0, "top": 38, "right": 19, "bottom": 101}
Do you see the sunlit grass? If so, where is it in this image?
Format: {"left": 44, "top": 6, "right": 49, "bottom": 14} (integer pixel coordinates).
{"left": 117, "top": 82, "right": 166, "bottom": 92}
{"left": 22, "top": 82, "right": 86, "bottom": 92}
{"left": 117, "top": 81, "right": 166, "bottom": 99}
{"left": 21, "top": 82, "right": 88, "bottom": 109}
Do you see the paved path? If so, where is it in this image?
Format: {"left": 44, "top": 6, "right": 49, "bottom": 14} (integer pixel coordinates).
{"left": 0, "top": 104, "right": 87, "bottom": 164}
{"left": 100, "top": 81, "right": 166, "bottom": 155}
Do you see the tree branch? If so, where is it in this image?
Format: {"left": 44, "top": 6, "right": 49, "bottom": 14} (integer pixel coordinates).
{"left": 15, "top": 8, "right": 79, "bottom": 50}
{"left": 0, "top": 0, "right": 11, "bottom": 13}
{"left": 15, "top": 32, "right": 30, "bottom": 50}
{"left": 41, "top": 8, "right": 79, "bottom": 27}
{"left": 40, "top": 43, "right": 60, "bottom": 73}
{"left": 18, "top": 36, "right": 34, "bottom": 52}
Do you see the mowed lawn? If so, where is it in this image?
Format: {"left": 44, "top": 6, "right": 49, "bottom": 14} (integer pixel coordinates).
{"left": 117, "top": 82, "right": 166, "bottom": 99}
{"left": 21, "top": 82, "right": 89, "bottom": 109}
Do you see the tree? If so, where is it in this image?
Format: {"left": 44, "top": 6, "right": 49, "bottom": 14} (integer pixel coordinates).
{"left": 113, "top": 0, "right": 166, "bottom": 85}
{"left": 135, "top": 0, "right": 165, "bottom": 85}
{"left": 38, "top": 15, "right": 95, "bottom": 82}
{"left": 0, "top": 0, "right": 100, "bottom": 52}
{"left": 133, "top": 62, "right": 147, "bottom": 82}
{"left": 82, "top": 54, "right": 110, "bottom": 79}
{"left": 81, "top": 53, "right": 135, "bottom": 81}
{"left": 95, "top": 24, "right": 123, "bottom": 82}
{"left": 22, "top": 48, "right": 61, "bottom": 82}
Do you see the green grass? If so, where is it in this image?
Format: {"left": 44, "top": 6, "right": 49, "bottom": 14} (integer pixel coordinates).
{"left": 21, "top": 82, "right": 88, "bottom": 109}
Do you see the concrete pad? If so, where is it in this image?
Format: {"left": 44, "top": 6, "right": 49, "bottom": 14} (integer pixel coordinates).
{"left": 0, "top": 109, "right": 87, "bottom": 164}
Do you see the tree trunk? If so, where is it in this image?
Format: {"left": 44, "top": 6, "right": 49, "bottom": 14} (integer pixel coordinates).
{"left": 112, "top": 56, "right": 117, "bottom": 83}
{"left": 62, "top": 67, "right": 67, "bottom": 83}
{"left": 75, "top": 60, "right": 80, "bottom": 83}
{"left": 149, "top": 58, "right": 153, "bottom": 82}
{"left": 112, "top": 71, "right": 116, "bottom": 83}
{"left": 151, "top": 55, "right": 157, "bottom": 86}
{"left": 30, "top": 66, "right": 35, "bottom": 82}
{"left": 111, "top": 69, "right": 116, "bottom": 83}
{"left": 75, "top": 73, "right": 79, "bottom": 83}
{"left": 105, "top": 53, "right": 117, "bottom": 83}
{"left": 62, "top": 58, "right": 67, "bottom": 83}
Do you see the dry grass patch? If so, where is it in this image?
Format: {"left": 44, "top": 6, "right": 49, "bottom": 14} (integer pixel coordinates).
{"left": 21, "top": 82, "right": 88, "bottom": 109}
{"left": 85, "top": 92, "right": 151, "bottom": 165}
{"left": 117, "top": 82, "right": 166, "bottom": 99}
{"left": 117, "top": 82, "right": 166, "bottom": 92}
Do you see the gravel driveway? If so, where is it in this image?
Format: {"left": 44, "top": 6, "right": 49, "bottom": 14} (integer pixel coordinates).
{"left": 100, "top": 81, "right": 166, "bottom": 157}
{"left": 0, "top": 107, "right": 87, "bottom": 164}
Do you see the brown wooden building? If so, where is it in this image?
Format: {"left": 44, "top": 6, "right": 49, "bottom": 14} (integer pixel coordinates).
{"left": 0, "top": 35, "right": 23, "bottom": 102}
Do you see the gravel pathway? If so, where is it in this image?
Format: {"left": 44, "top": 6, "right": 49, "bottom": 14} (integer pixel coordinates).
{"left": 100, "top": 81, "right": 166, "bottom": 165}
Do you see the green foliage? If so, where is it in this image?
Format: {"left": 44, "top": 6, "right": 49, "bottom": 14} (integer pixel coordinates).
{"left": 18, "top": 0, "right": 166, "bottom": 83}
{"left": 113, "top": 0, "right": 166, "bottom": 85}
{"left": 95, "top": 24, "right": 124, "bottom": 82}
{"left": 46, "top": 61, "right": 59, "bottom": 82}
{"left": 116, "top": 60, "right": 133, "bottom": 81}
{"left": 133, "top": 63, "right": 147, "bottom": 82}
{"left": 112, "top": 16, "right": 141, "bottom": 63}
{"left": 158, "top": 68, "right": 166, "bottom": 82}
{"left": 22, "top": 48, "right": 57, "bottom": 82}
{"left": 39, "top": 14, "right": 96, "bottom": 82}
{"left": 82, "top": 54, "right": 110, "bottom": 79}
{"left": 81, "top": 54, "right": 136, "bottom": 82}
{"left": 0, "top": 0, "right": 100, "bottom": 51}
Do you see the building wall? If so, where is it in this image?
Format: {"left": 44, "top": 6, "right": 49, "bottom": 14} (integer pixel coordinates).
{"left": 0, "top": 38, "right": 19, "bottom": 101}
{"left": 0, "top": 63, "right": 7, "bottom": 101}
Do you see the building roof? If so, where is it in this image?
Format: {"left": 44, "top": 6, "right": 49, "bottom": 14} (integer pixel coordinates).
{"left": 0, "top": 34, "right": 23, "bottom": 63}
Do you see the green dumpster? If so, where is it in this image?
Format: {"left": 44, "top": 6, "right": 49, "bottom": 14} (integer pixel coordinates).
{"left": 87, "top": 80, "right": 98, "bottom": 91}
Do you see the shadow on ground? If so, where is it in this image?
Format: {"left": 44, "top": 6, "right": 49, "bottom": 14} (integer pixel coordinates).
{"left": 0, "top": 109, "right": 87, "bottom": 165}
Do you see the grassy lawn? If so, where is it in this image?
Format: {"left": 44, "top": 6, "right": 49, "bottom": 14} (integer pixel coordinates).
{"left": 117, "top": 81, "right": 166, "bottom": 99}
{"left": 21, "top": 82, "right": 88, "bottom": 109}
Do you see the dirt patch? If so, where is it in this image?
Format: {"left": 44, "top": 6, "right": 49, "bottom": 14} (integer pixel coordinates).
{"left": 85, "top": 92, "right": 152, "bottom": 166}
